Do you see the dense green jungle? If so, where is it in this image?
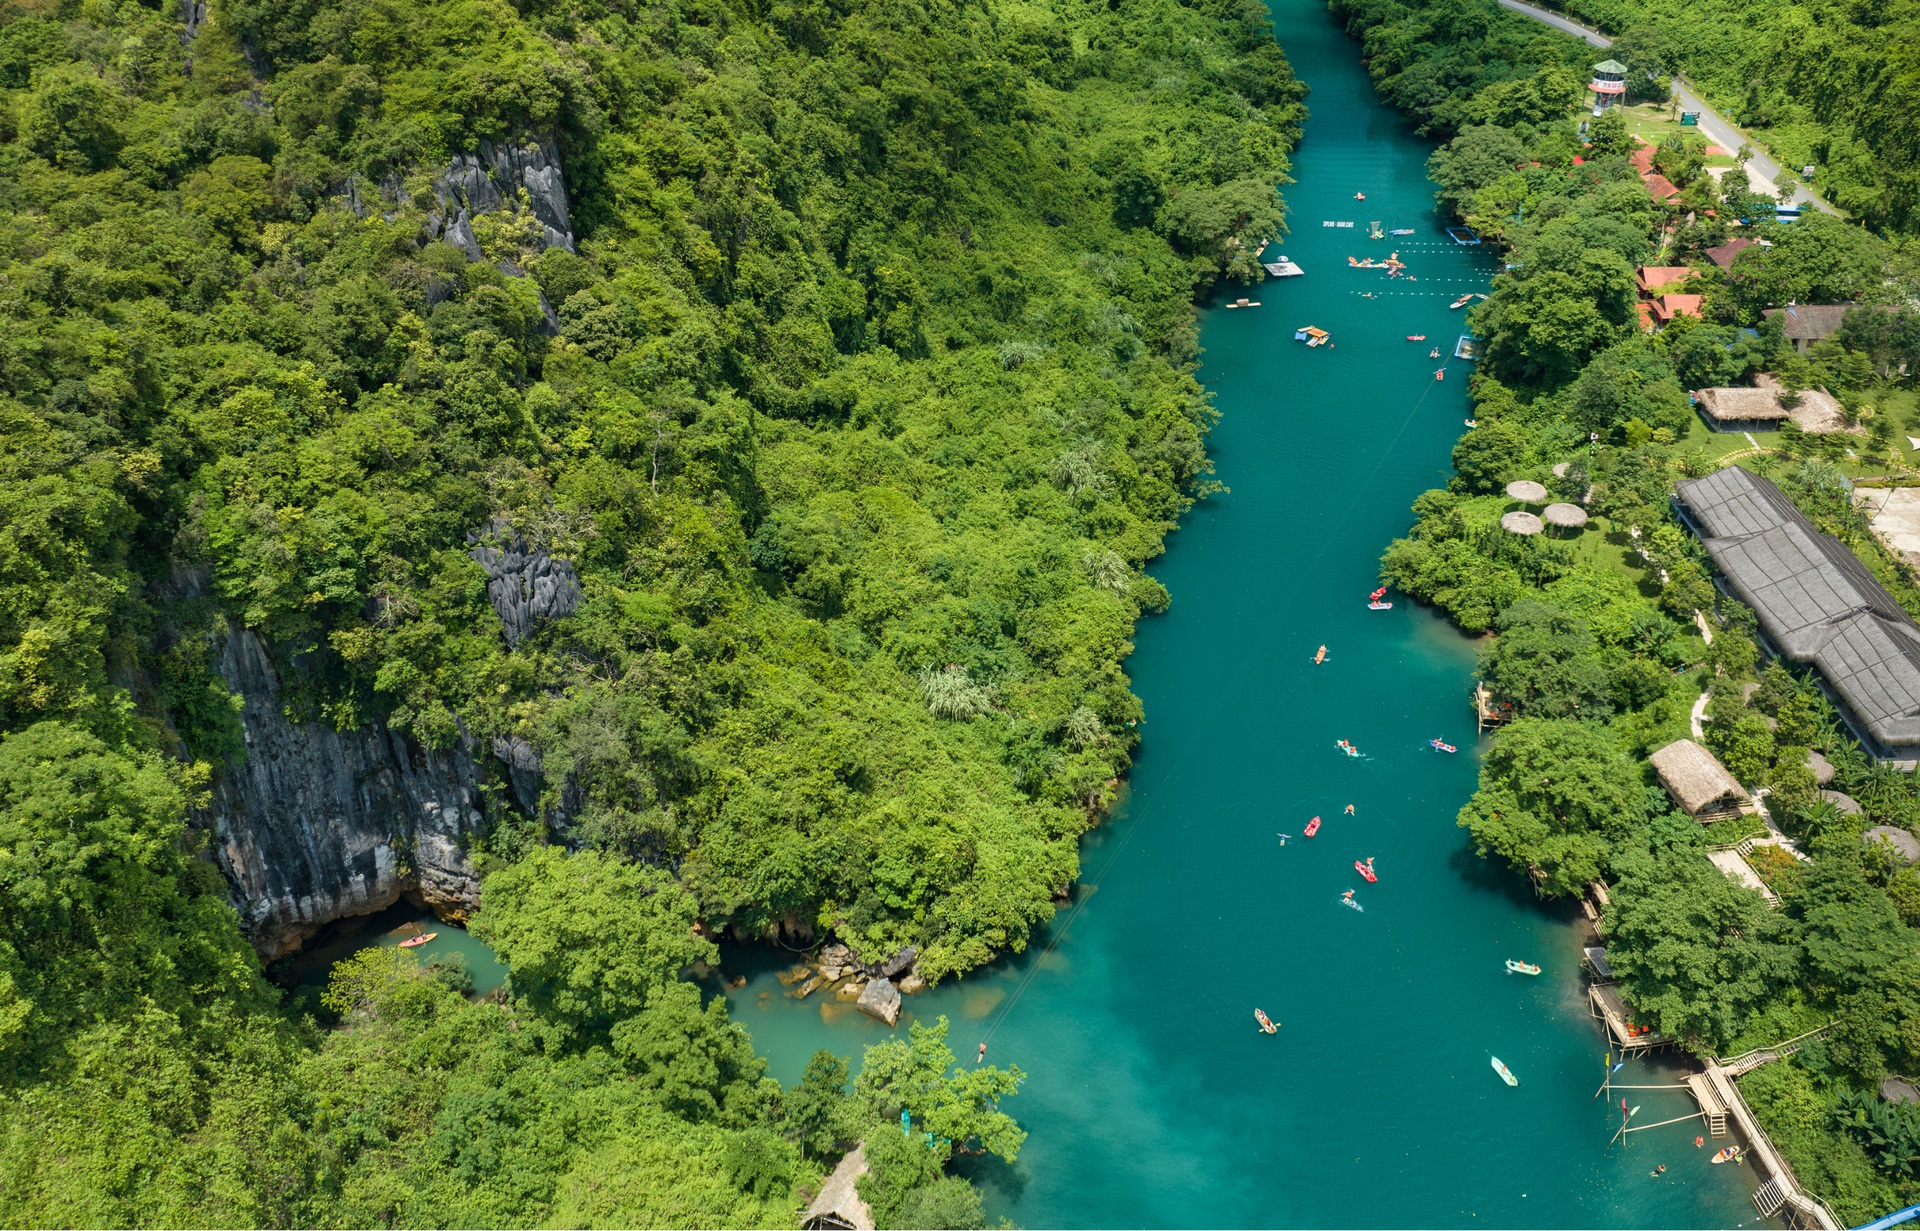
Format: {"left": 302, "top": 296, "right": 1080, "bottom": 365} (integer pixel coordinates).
{"left": 1336, "top": 0, "right": 1920, "bottom": 1218}
{"left": 0, "top": 0, "right": 1305, "bottom": 1221}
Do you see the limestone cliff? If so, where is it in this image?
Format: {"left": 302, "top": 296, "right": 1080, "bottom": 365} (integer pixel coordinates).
{"left": 207, "top": 630, "right": 487, "bottom": 960}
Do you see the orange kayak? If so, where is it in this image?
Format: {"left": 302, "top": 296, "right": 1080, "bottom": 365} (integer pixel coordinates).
{"left": 398, "top": 932, "right": 439, "bottom": 949}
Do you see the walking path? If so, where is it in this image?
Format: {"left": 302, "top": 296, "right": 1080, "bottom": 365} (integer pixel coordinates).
{"left": 1496, "top": 0, "right": 1835, "bottom": 215}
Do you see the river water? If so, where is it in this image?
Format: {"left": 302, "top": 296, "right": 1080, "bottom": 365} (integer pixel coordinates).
{"left": 722, "top": 1, "right": 1767, "bottom": 1225}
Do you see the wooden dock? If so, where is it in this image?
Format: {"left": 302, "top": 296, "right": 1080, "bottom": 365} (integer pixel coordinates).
{"left": 1588, "top": 983, "right": 1671, "bottom": 1052}
{"left": 1263, "top": 258, "right": 1304, "bottom": 277}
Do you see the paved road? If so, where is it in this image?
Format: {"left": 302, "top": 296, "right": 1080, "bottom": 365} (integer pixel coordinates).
{"left": 1495, "top": 0, "right": 1835, "bottom": 214}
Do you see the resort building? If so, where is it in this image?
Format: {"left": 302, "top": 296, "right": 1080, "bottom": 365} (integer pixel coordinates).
{"left": 1674, "top": 466, "right": 1920, "bottom": 764}
{"left": 1692, "top": 375, "right": 1848, "bottom": 433}
{"left": 1589, "top": 59, "right": 1627, "bottom": 113}
{"left": 1637, "top": 265, "right": 1694, "bottom": 294}
{"left": 1704, "top": 237, "right": 1760, "bottom": 271}
{"left": 1649, "top": 739, "right": 1753, "bottom": 822}
{"left": 1762, "top": 304, "right": 1851, "bottom": 354}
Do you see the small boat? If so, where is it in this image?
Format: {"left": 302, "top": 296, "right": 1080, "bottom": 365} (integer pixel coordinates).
{"left": 1313, "top": 645, "right": 1327, "bottom": 664}
{"left": 1255, "top": 1008, "right": 1278, "bottom": 1034}
{"left": 398, "top": 932, "right": 439, "bottom": 949}
{"left": 1305, "top": 816, "right": 1322, "bottom": 837}
{"left": 1368, "top": 601, "right": 1392, "bottom": 611}
{"left": 1406, "top": 334, "right": 1426, "bottom": 341}
{"left": 1390, "top": 228, "right": 1415, "bottom": 236}
{"left": 1491, "top": 1056, "right": 1519, "bottom": 1086}
{"left": 1369, "top": 586, "right": 1387, "bottom": 601}
{"left": 1336, "top": 740, "right": 1361, "bottom": 758}
{"left": 1433, "top": 369, "right": 1445, "bottom": 381}
{"left": 1355, "top": 859, "right": 1377, "bottom": 883}
{"left": 1431, "top": 739, "right": 1456, "bottom": 753}
{"left": 1711, "top": 1146, "right": 1742, "bottom": 1164}
{"left": 1505, "top": 960, "right": 1541, "bottom": 976}
{"left": 1450, "top": 294, "right": 1473, "bottom": 309}
{"left": 1463, "top": 419, "right": 1477, "bottom": 428}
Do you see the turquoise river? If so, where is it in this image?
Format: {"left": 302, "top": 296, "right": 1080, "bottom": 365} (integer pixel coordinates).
{"left": 722, "top": 1, "right": 1769, "bottom": 1226}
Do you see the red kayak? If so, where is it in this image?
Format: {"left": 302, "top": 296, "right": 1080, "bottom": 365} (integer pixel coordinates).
{"left": 1305, "top": 817, "right": 1322, "bottom": 838}
{"left": 1369, "top": 586, "right": 1388, "bottom": 601}
{"left": 1354, "top": 859, "right": 1377, "bottom": 882}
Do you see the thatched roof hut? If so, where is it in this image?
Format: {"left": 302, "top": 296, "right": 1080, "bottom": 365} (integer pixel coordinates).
{"left": 1866, "top": 825, "right": 1920, "bottom": 864}
{"left": 1506, "top": 480, "right": 1549, "bottom": 504}
{"left": 803, "top": 1144, "right": 875, "bottom": 1231}
{"left": 1650, "top": 739, "right": 1753, "bottom": 822}
{"left": 1806, "top": 749, "right": 1836, "bottom": 786}
{"left": 1500, "top": 511, "right": 1543, "bottom": 535}
{"left": 1543, "top": 502, "right": 1589, "bottom": 530}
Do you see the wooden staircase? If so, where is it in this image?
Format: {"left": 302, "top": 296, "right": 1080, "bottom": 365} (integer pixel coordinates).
{"left": 1752, "top": 1178, "right": 1787, "bottom": 1218}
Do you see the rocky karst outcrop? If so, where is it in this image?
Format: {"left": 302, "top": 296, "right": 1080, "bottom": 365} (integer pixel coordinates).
{"left": 198, "top": 520, "right": 583, "bottom": 959}
{"left": 468, "top": 524, "right": 582, "bottom": 648}
{"left": 206, "top": 630, "right": 487, "bottom": 960}
{"left": 432, "top": 137, "right": 575, "bottom": 257}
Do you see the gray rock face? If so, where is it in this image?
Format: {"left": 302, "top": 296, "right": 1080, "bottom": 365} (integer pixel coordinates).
{"left": 468, "top": 525, "right": 582, "bottom": 647}
{"left": 206, "top": 630, "right": 485, "bottom": 960}
{"left": 856, "top": 977, "right": 902, "bottom": 1026}
{"left": 432, "top": 136, "right": 575, "bottom": 255}
{"left": 860, "top": 945, "right": 919, "bottom": 979}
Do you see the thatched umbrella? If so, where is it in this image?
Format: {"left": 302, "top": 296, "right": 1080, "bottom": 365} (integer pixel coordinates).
{"left": 1806, "top": 749, "right": 1836, "bottom": 786}
{"left": 1505, "top": 479, "right": 1549, "bottom": 505}
{"left": 1822, "top": 789, "right": 1864, "bottom": 816}
{"left": 1866, "top": 825, "right": 1920, "bottom": 864}
{"left": 1552, "top": 462, "right": 1570, "bottom": 478}
{"left": 1543, "top": 502, "right": 1589, "bottom": 533}
{"left": 1500, "top": 510, "right": 1543, "bottom": 536}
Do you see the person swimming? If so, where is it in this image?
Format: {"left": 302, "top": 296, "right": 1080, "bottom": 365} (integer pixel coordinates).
{"left": 1344, "top": 804, "right": 1355, "bottom": 815}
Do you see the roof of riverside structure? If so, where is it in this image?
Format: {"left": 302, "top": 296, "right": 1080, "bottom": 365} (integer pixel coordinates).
{"left": 1675, "top": 466, "right": 1920, "bottom": 756}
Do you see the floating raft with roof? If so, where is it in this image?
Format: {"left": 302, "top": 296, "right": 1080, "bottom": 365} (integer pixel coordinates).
{"left": 1263, "top": 258, "right": 1304, "bottom": 277}
{"left": 1447, "top": 226, "right": 1483, "bottom": 245}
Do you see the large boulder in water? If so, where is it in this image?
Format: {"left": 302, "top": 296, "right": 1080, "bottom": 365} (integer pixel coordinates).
{"left": 857, "top": 977, "right": 902, "bottom": 1026}
{"left": 858, "top": 945, "right": 918, "bottom": 979}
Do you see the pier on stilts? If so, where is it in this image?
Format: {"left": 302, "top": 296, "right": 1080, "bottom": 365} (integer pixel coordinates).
{"left": 1583, "top": 947, "right": 1842, "bottom": 1228}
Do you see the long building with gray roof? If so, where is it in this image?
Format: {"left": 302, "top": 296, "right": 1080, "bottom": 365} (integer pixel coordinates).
{"left": 1674, "top": 466, "right": 1920, "bottom": 763}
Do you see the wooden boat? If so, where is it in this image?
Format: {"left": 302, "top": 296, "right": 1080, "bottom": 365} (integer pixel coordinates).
{"left": 1491, "top": 1056, "right": 1519, "bottom": 1086}
{"left": 1505, "top": 960, "right": 1541, "bottom": 976}
{"left": 1355, "top": 859, "right": 1377, "bottom": 883}
{"left": 1450, "top": 293, "right": 1474, "bottom": 308}
{"left": 398, "top": 932, "right": 439, "bottom": 949}
{"left": 1711, "top": 1146, "right": 1742, "bottom": 1164}
{"left": 1255, "top": 1008, "right": 1278, "bottom": 1034}
{"left": 1305, "top": 816, "right": 1322, "bottom": 837}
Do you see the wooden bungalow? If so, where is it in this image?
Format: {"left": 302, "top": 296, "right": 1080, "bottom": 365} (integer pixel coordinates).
{"left": 1650, "top": 739, "right": 1754, "bottom": 823}
{"left": 803, "top": 1145, "right": 875, "bottom": 1231}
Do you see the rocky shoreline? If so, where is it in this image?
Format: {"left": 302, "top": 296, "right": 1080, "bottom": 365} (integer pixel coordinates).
{"left": 771, "top": 941, "right": 927, "bottom": 1026}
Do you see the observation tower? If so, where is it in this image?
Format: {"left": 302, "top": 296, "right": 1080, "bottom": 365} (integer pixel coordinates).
{"left": 1589, "top": 59, "right": 1627, "bottom": 114}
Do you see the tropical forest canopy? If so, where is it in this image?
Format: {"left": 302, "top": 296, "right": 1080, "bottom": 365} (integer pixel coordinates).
{"left": 0, "top": 0, "right": 1302, "bottom": 1219}
{"left": 1337, "top": 0, "right": 1920, "bottom": 1219}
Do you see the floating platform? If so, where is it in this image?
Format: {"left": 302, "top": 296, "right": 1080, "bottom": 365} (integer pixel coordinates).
{"left": 1263, "top": 258, "right": 1304, "bottom": 277}
{"left": 1453, "top": 335, "right": 1482, "bottom": 361}
{"left": 1446, "top": 226, "right": 1483, "bottom": 245}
